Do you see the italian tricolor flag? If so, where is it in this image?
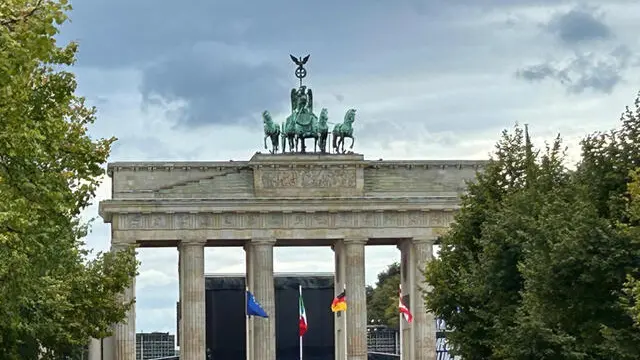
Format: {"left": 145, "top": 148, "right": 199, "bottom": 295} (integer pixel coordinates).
{"left": 299, "top": 285, "right": 308, "bottom": 337}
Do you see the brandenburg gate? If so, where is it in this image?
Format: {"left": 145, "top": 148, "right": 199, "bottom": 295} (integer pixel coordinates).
{"left": 90, "top": 55, "right": 486, "bottom": 360}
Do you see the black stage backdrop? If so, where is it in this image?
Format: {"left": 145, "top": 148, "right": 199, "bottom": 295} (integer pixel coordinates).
{"left": 205, "top": 274, "right": 335, "bottom": 360}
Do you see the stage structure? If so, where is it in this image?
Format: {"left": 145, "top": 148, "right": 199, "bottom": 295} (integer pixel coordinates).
{"left": 89, "top": 54, "right": 487, "bottom": 360}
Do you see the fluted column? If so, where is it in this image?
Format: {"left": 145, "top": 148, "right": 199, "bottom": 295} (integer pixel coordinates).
{"left": 344, "top": 237, "right": 367, "bottom": 360}
{"left": 244, "top": 242, "right": 255, "bottom": 360}
{"left": 332, "top": 240, "right": 347, "bottom": 360}
{"left": 398, "top": 239, "right": 415, "bottom": 359}
{"left": 110, "top": 243, "right": 136, "bottom": 360}
{"left": 88, "top": 338, "right": 101, "bottom": 360}
{"left": 413, "top": 238, "right": 436, "bottom": 360}
{"left": 102, "top": 336, "right": 114, "bottom": 360}
{"left": 179, "top": 239, "right": 206, "bottom": 360}
{"left": 252, "top": 238, "right": 276, "bottom": 360}
{"left": 177, "top": 247, "right": 183, "bottom": 350}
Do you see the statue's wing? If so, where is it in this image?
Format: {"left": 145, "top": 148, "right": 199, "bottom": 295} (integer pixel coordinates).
{"left": 307, "top": 88, "right": 313, "bottom": 113}
{"left": 290, "top": 88, "right": 297, "bottom": 112}
{"left": 290, "top": 54, "right": 300, "bottom": 66}
{"left": 302, "top": 54, "right": 310, "bottom": 64}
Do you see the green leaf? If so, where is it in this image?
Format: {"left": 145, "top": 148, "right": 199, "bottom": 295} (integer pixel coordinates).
{"left": 0, "top": 1, "right": 138, "bottom": 358}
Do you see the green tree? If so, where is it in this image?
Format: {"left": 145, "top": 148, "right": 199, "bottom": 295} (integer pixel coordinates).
{"left": 623, "top": 169, "right": 640, "bottom": 325}
{"left": 424, "top": 103, "right": 640, "bottom": 360}
{"left": 368, "top": 262, "right": 400, "bottom": 327}
{"left": 602, "top": 168, "right": 640, "bottom": 358}
{"left": 0, "top": 1, "right": 138, "bottom": 359}
{"left": 575, "top": 94, "right": 640, "bottom": 358}
{"left": 424, "top": 125, "right": 545, "bottom": 359}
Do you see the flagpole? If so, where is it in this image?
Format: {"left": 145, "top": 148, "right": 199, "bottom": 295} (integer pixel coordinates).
{"left": 399, "top": 285, "right": 403, "bottom": 360}
{"left": 245, "top": 286, "right": 250, "bottom": 360}
{"left": 343, "top": 284, "right": 347, "bottom": 360}
{"left": 299, "top": 284, "right": 303, "bottom": 360}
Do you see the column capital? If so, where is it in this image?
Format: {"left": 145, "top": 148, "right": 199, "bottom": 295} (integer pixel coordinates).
{"left": 396, "top": 238, "right": 414, "bottom": 250}
{"left": 243, "top": 241, "right": 252, "bottom": 251}
{"left": 110, "top": 242, "right": 138, "bottom": 252}
{"left": 251, "top": 237, "right": 276, "bottom": 246}
{"left": 331, "top": 239, "right": 346, "bottom": 252}
{"left": 412, "top": 236, "right": 437, "bottom": 245}
{"left": 343, "top": 237, "right": 368, "bottom": 245}
{"left": 179, "top": 238, "right": 206, "bottom": 247}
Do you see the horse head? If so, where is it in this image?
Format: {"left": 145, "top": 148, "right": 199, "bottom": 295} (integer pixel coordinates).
{"left": 319, "top": 108, "right": 328, "bottom": 125}
{"left": 262, "top": 110, "right": 272, "bottom": 125}
{"left": 344, "top": 108, "right": 356, "bottom": 125}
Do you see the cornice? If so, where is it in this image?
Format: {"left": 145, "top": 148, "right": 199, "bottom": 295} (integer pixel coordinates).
{"left": 106, "top": 159, "right": 488, "bottom": 176}
{"left": 106, "top": 162, "right": 250, "bottom": 177}
{"left": 98, "top": 196, "right": 460, "bottom": 222}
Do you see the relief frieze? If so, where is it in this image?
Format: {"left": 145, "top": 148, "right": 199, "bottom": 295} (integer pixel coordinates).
{"left": 119, "top": 210, "right": 455, "bottom": 230}
{"left": 260, "top": 169, "right": 356, "bottom": 188}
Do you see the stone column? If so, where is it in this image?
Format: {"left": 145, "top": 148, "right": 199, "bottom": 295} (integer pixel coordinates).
{"left": 102, "top": 336, "right": 114, "bottom": 360}
{"left": 252, "top": 238, "right": 276, "bottom": 360}
{"left": 332, "top": 240, "right": 347, "bottom": 360}
{"left": 177, "top": 247, "right": 182, "bottom": 350}
{"left": 179, "top": 239, "right": 206, "bottom": 360}
{"left": 344, "top": 237, "right": 367, "bottom": 360}
{"left": 398, "top": 239, "right": 415, "bottom": 359}
{"left": 88, "top": 338, "right": 101, "bottom": 360}
{"left": 413, "top": 238, "right": 436, "bottom": 360}
{"left": 111, "top": 243, "right": 136, "bottom": 360}
{"left": 244, "top": 242, "right": 255, "bottom": 360}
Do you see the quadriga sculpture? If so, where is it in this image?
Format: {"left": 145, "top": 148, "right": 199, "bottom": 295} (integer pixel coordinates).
{"left": 332, "top": 109, "right": 356, "bottom": 154}
{"left": 262, "top": 110, "right": 280, "bottom": 154}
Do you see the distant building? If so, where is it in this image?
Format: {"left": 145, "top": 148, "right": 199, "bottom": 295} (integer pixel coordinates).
{"left": 136, "top": 332, "right": 176, "bottom": 360}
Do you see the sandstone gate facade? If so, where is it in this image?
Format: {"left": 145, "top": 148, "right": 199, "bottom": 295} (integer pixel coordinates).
{"left": 92, "top": 153, "right": 485, "bottom": 360}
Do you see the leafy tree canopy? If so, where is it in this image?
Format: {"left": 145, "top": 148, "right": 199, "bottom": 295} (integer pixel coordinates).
{"left": 0, "top": 1, "right": 138, "bottom": 358}
{"left": 424, "top": 93, "right": 640, "bottom": 360}
{"left": 368, "top": 262, "right": 400, "bottom": 327}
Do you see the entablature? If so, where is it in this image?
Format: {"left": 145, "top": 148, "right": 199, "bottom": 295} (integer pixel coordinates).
{"left": 107, "top": 208, "right": 455, "bottom": 233}
{"left": 99, "top": 196, "right": 460, "bottom": 223}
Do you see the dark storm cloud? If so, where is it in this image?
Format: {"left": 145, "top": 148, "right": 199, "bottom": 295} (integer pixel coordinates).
{"left": 60, "top": 0, "right": 639, "bottom": 130}
{"left": 139, "top": 42, "right": 289, "bottom": 128}
{"left": 516, "top": 46, "right": 635, "bottom": 94}
{"left": 61, "top": 0, "right": 415, "bottom": 69}
{"left": 545, "top": 7, "right": 613, "bottom": 45}
{"left": 517, "top": 63, "right": 557, "bottom": 81}
{"left": 60, "top": 0, "right": 433, "bottom": 128}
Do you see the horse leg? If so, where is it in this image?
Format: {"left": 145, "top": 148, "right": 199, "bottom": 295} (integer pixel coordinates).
{"left": 264, "top": 135, "right": 268, "bottom": 150}
{"left": 350, "top": 136, "right": 355, "bottom": 150}
{"left": 314, "top": 137, "right": 317, "bottom": 153}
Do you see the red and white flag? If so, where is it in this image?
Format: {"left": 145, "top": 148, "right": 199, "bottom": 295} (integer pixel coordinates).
{"left": 299, "top": 285, "right": 308, "bottom": 337}
{"left": 399, "top": 286, "right": 413, "bottom": 323}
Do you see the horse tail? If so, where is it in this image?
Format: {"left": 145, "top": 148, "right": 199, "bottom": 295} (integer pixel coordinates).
{"left": 281, "top": 131, "right": 286, "bottom": 153}
{"left": 332, "top": 127, "right": 338, "bottom": 151}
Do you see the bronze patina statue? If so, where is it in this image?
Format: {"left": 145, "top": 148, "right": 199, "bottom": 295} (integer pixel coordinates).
{"left": 262, "top": 54, "right": 357, "bottom": 154}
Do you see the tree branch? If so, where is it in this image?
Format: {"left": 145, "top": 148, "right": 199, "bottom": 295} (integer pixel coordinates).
{"left": 0, "top": 0, "right": 43, "bottom": 28}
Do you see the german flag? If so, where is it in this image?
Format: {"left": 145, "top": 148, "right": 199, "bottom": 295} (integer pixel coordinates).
{"left": 331, "top": 289, "right": 347, "bottom": 312}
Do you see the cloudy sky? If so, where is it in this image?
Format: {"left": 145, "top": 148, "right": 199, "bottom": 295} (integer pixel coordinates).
{"left": 60, "top": 0, "right": 640, "bottom": 336}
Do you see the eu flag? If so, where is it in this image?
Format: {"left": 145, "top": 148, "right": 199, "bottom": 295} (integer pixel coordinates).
{"left": 246, "top": 290, "right": 268, "bottom": 318}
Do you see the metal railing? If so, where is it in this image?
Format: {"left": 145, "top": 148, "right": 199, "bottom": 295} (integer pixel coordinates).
{"left": 367, "top": 325, "right": 399, "bottom": 354}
